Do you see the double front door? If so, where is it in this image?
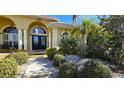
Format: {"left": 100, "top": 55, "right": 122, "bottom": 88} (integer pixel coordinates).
{"left": 32, "top": 35, "right": 46, "bottom": 50}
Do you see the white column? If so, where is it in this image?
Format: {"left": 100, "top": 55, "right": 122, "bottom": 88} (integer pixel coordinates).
{"left": 52, "top": 28, "right": 58, "bottom": 48}
{"left": 18, "top": 29, "right": 22, "bottom": 50}
{"left": 24, "top": 29, "right": 28, "bottom": 50}
{"left": 49, "top": 32, "right": 51, "bottom": 48}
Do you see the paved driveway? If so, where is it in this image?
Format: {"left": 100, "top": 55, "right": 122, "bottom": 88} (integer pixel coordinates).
{"left": 18, "top": 56, "right": 59, "bottom": 78}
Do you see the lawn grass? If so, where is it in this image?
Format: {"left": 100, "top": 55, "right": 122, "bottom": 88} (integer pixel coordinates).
{"left": 0, "top": 53, "right": 10, "bottom": 59}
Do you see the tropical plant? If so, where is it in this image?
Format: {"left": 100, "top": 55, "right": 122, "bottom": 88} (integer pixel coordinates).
{"left": 71, "top": 18, "right": 101, "bottom": 58}
{"left": 86, "top": 27, "right": 112, "bottom": 60}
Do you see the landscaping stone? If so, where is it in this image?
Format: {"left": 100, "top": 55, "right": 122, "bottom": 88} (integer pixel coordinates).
{"left": 76, "top": 59, "right": 91, "bottom": 77}
{"left": 65, "top": 55, "right": 81, "bottom": 63}
{"left": 65, "top": 55, "right": 91, "bottom": 77}
{"left": 18, "top": 54, "right": 124, "bottom": 78}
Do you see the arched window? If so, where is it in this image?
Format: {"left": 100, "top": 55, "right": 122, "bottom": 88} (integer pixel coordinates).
{"left": 3, "top": 27, "right": 18, "bottom": 49}
{"left": 4, "top": 27, "right": 18, "bottom": 33}
{"left": 63, "top": 31, "right": 68, "bottom": 36}
{"left": 31, "top": 26, "right": 47, "bottom": 50}
{"left": 61, "top": 31, "right": 68, "bottom": 39}
{"left": 32, "top": 27, "right": 46, "bottom": 34}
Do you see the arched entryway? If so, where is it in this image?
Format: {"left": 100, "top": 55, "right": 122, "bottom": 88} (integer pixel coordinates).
{"left": 31, "top": 26, "right": 47, "bottom": 50}
{"left": 2, "top": 27, "right": 18, "bottom": 49}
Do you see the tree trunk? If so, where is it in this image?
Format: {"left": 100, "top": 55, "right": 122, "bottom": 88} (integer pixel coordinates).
{"left": 80, "top": 33, "right": 88, "bottom": 59}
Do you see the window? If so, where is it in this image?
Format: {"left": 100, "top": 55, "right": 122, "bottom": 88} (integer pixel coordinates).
{"left": 61, "top": 31, "right": 68, "bottom": 39}
{"left": 3, "top": 27, "right": 18, "bottom": 48}
{"left": 31, "top": 27, "right": 47, "bottom": 50}
{"left": 32, "top": 27, "right": 46, "bottom": 34}
{"left": 41, "top": 37, "right": 46, "bottom": 46}
{"left": 33, "top": 36, "right": 39, "bottom": 45}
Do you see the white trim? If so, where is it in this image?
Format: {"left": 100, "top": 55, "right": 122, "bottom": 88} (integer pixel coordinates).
{"left": 52, "top": 28, "right": 59, "bottom": 48}
{"left": 24, "top": 29, "right": 28, "bottom": 50}
{"left": 18, "top": 29, "right": 22, "bottom": 50}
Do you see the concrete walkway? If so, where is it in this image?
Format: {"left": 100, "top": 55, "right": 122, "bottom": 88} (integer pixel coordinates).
{"left": 18, "top": 56, "right": 59, "bottom": 78}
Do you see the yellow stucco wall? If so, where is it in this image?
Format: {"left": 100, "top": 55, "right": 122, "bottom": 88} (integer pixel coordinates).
{"left": 0, "top": 15, "right": 52, "bottom": 51}
{"left": 0, "top": 16, "right": 16, "bottom": 33}
{"left": 0, "top": 15, "right": 71, "bottom": 52}
{"left": 4, "top": 15, "right": 40, "bottom": 29}
{"left": 27, "top": 21, "right": 50, "bottom": 51}
{"left": 0, "top": 34, "right": 2, "bottom": 45}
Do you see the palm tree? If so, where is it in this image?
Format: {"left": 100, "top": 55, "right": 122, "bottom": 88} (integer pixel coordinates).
{"left": 72, "top": 15, "right": 79, "bottom": 24}
{"left": 71, "top": 18, "right": 101, "bottom": 58}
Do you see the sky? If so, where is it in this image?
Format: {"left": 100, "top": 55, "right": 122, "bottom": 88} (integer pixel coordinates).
{"left": 50, "top": 15, "right": 100, "bottom": 24}
{"left": 50, "top": 15, "right": 73, "bottom": 24}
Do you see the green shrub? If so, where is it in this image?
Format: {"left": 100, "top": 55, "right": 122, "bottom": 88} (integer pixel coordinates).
{"left": 0, "top": 49, "right": 11, "bottom": 53}
{"left": 59, "top": 37, "right": 78, "bottom": 55}
{"left": 109, "top": 49, "right": 124, "bottom": 65}
{"left": 53, "top": 54, "right": 65, "bottom": 67}
{"left": 20, "top": 52, "right": 28, "bottom": 58}
{"left": 86, "top": 29, "right": 111, "bottom": 60}
{"left": 7, "top": 52, "right": 28, "bottom": 65}
{"left": 59, "top": 62, "right": 77, "bottom": 78}
{"left": 0, "top": 49, "right": 28, "bottom": 53}
{"left": 82, "top": 59, "right": 112, "bottom": 78}
{"left": 0, "top": 57, "right": 18, "bottom": 78}
{"left": 46, "top": 48, "right": 57, "bottom": 61}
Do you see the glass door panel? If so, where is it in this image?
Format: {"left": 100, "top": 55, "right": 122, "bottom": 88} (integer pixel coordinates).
{"left": 32, "top": 35, "right": 46, "bottom": 50}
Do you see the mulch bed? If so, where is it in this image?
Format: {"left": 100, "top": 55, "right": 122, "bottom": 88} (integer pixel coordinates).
{"left": 110, "top": 65, "right": 124, "bottom": 78}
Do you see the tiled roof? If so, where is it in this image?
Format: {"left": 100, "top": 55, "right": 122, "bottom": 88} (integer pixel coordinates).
{"left": 49, "top": 22, "right": 78, "bottom": 29}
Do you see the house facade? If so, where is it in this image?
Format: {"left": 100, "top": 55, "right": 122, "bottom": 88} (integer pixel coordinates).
{"left": 0, "top": 15, "right": 75, "bottom": 54}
